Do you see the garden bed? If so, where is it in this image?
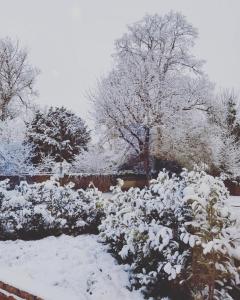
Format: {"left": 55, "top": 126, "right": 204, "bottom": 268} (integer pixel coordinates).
{"left": 0, "top": 235, "right": 143, "bottom": 300}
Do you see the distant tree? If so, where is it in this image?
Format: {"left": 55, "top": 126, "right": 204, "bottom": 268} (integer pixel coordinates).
{"left": 0, "top": 37, "right": 39, "bottom": 120}
{"left": 0, "top": 118, "right": 34, "bottom": 175}
{"left": 226, "top": 94, "right": 240, "bottom": 141}
{"left": 210, "top": 90, "right": 240, "bottom": 137}
{"left": 207, "top": 90, "right": 240, "bottom": 178}
{"left": 26, "top": 106, "right": 91, "bottom": 164}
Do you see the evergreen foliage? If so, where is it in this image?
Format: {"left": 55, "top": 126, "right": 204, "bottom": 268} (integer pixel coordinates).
{"left": 26, "top": 106, "right": 91, "bottom": 164}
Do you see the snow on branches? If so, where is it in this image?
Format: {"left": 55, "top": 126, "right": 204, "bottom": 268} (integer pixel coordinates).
{"left": 91, "top": 12, "right": 213, "bottom": 179}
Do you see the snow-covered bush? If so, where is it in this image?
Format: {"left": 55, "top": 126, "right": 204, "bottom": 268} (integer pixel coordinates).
{"left": 181, "top": 170, "right": 240, "bottom": 300}
{"left": 99, "top": 171, "right": 191, "bottom": 299}
{"left": 0, "top": 179, "right": 104, "bottom": 239}
{"left": 99, "top": 169, "right": 240, "bottom": 300}
{"left": 49, "top": 183, "right": 104, "bottom": 235}
{"left": 0, "top": 180, "right": 54, "bottom": 239}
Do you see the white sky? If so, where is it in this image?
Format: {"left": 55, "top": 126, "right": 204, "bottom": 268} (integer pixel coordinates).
{"left": 0, "top": 0, "right": 239, "bottom": 124}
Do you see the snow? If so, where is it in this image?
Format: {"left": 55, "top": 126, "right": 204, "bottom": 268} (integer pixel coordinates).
{"left": 0, "top": 234, "right": 143, "bottom": 300}
{"left": 229, "top": 196, "right": 240, "bottom": 207}
{"left": 227, "top": 196, "right": 240, "bottom": 227}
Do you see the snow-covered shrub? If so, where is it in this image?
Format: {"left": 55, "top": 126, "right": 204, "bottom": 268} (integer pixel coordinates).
{"left": 0, "top": 182, "right": 55, "bottom": 239}
{"left": 0, "top": 179, "right": 104, "bottom": 239}
{"left": 181, "top": 170, "right": 240, "bottom": 300}
{"left": 49, "top": 184, "right": 104, "bottom": 235}
{"left": 99, "top": 170, "right": 191, "bottom": 299}
{"left": 99, "top": 169, "right": 240, "bottom": 300}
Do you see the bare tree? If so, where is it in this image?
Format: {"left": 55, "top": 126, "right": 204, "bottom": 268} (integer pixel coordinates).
{"left": 0, "top": 37, "right": 39, "bottom": 120}
{"left": 91, "top": 12, "right": 213, "bottom": 182}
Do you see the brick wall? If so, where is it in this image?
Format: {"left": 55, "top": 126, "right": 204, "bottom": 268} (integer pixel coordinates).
{"left": 0, "top": 281, "right": 43, "bottom": 300}
{"left": 0, "top": 174, "right": 148, "bottom": 192}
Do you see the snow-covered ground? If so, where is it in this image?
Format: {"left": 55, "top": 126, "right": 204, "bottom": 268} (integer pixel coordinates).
{"left": 229, "top": 196, "right": 240, "bottom": 207}
{"left": 0, "top": 197, "right": 239, "bottom": 300}
{"left": 0, "top": 235, "right": 143, "bottom": 300}
{"left": 228, "top": 196, "right": 240, "bottom": 227}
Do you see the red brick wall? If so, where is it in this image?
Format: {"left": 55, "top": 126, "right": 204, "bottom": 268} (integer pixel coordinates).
{"left": 0, "top": 174, "right": 148, "bottom": 192}
{"left": 0, "top": 281, "right": 43, "bottom": 300}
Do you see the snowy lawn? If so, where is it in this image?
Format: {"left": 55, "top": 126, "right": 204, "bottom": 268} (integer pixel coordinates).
{"left": 0, "top": 235, "right": 143, "bottom": 300}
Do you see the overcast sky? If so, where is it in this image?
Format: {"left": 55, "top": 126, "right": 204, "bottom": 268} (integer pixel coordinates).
{"left": 0, "top": 0, "right": 239, "bottom": 124}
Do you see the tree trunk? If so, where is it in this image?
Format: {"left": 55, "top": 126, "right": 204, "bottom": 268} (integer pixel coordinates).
{"left": 0, "top": 98, "right": 10, "bottom": 121}
{"left": 143, "top": 127, "right": 151, "bottom": 186}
